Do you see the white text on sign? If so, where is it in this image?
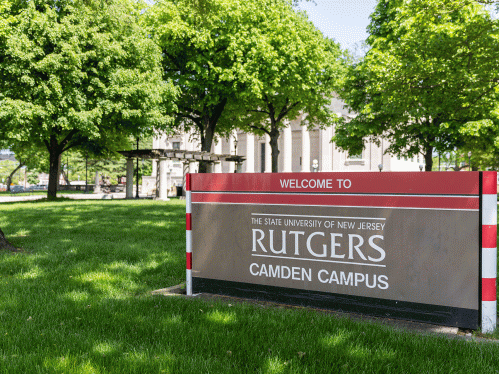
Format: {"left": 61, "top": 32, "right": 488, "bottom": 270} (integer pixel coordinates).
{"left": 279, "top": 178, "right": 351, "bottom": 189}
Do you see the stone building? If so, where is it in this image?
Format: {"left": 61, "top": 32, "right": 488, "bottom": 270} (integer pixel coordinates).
{"left": 142, "top": 98, "right": 423, "bottom": 197}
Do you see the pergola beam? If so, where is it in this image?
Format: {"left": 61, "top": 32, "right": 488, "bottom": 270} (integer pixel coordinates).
{"left": 118, "top": 149, "right": 245, "bottom": 163}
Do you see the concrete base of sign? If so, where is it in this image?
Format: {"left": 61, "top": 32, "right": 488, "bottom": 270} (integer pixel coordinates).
{"left": 193, "top": 277, "right": 479, "bottom": 330}
{"left": 151, "top": 284, "right": 499, "bottom": 342}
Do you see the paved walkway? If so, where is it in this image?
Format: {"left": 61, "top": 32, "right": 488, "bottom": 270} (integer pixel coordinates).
{"left": 0, "top": 192, "right": 151, "bottom": 203}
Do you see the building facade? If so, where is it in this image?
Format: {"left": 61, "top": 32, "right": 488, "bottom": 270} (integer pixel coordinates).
{"left": 145, "top": 98, "right": 423, "bottom": 195}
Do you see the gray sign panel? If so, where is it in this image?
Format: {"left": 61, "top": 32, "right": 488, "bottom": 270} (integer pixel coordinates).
{"left": 192, "top": 204, "right": 479, "bottom": 310}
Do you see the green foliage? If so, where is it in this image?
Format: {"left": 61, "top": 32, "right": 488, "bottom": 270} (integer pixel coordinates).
{"left": 0, "top": 160, "right": 20, "bottom": 184}
{"left": 144, "top": 0, "right": 257, "bottom": 167}
{"left": 222, "top": 0, "right": 344, "bottom": 172}
{"left": 335, "top": 0, "right": 499, "bottom": 171}
{"left": 145, "top": 0, "right": 341, "bottom": 172}
{"left": 0, "top": 0, "right": 177, "bottom": 196}
{"left": 0, "top": 1, "right": 14, "bottom": 40}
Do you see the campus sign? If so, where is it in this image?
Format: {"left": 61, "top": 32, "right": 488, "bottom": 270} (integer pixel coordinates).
{"left": 185, "top": 172, "right": 497, "bottom": 331}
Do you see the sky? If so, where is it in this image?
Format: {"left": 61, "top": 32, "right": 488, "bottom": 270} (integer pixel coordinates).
{"left": 298, "top": 0, "right": 378, "bottom": 53}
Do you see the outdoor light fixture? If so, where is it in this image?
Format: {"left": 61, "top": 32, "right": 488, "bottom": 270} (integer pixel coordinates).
{"left": 233, "top": 136, "right": 238, "bottom": 155}
{"left": 312, "top": 159, "right": 319, "bottom": 172}
{"left": 378, "top": 164, "right": 383, "bottom": 172}
{"left": 468, "top": 151, "right": 472, "bottom": 170}
{"left": 419, "top": 164, "right": 424, "bottom": 171}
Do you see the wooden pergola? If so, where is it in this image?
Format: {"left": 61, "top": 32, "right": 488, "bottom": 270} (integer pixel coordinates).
{"left": 118, "top": 149, "right": 245, "bottom": 199}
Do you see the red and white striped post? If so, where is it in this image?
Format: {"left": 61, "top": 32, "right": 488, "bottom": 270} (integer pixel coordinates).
{"left": 482, "top": 171, "right": 497, "bottom": 333}
{"left": 186, "top": 173, "right": 193, "bottom": 296}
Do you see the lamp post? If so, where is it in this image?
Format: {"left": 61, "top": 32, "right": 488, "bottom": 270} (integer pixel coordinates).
{"left": 136, "top": 137, "right": 139, "bottom": 199}
{"left": 85, "top": 152, "right": 88, "bottom": 193}
{"left": 378, "top": 164, "right": 383, "bottom": 172}
{"left": 233, "top": 137, "right": 239, "bottom": 173}
{"left": 468, "top": 151, "right": 472, "bottom": 171}
{"left": 419, "top": 164, "right": 424, "bottom": 172}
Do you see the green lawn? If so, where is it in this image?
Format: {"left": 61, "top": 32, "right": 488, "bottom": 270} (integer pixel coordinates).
{"left": 0, "top": 199, "right": 498, "bottom": 373}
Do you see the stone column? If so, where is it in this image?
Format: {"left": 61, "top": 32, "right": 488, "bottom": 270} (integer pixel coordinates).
{"left": 151, "top": 160, "right": 158, "bottom": 178}
{"left": 320, "top": 126, "right": 333, "bottom": 172}
{"left": 265, "top": 134, "right": 272, "bottom": 173}
{"left": 246, "top": 133, "right": 255, "bottom": 173}
{"left": 126, "top": 158, "right": 134, "bottom": 199}
{"left": 157, "top": 158, "right": 169, "bottom": 201}
{"left": 94, "top": 171, "right": 101, "bottom": 193}
{"left": 301, "top": 125, "right": 311, "bottom": 172}
{"left": 282, "top": 124, "right": 292, "bottom": 172}
{"left": 214, "top": 139, "right": 222, "bottom": 173}
{"left": 167, "top": 168, "right": 172, "bottom": 197}
{"left": 229, "top": 134, "right": 236, "bottom": 173}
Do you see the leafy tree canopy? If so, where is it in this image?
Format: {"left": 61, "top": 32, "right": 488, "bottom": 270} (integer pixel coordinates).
{"left": 144, "top": 0, "right": 265, "bottom": 171}
{"left": 145, "top": 0, "right": 339, "bottom": 172}
{"left": 228, "top": 0, "right": 345, "bottom": 172}
{"left": 334, "top": 0, "right": 499, "bottom": 171}
{"left": 0, "top": 0, "right": 177, "bottom": 197}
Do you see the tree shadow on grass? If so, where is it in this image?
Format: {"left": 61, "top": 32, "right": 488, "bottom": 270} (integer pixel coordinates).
{"left": 0, "top": 200, "right": 498, "bottom": 373}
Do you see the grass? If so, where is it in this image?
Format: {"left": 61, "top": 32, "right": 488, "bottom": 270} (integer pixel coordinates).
{"left": 1, "top": 199, "right": 499, "bottom": 373}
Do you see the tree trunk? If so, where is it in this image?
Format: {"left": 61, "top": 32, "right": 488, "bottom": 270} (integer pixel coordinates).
{"left": 45, "top": 130, "right": 78, "bottom": 198}
{"left": 198, "top": 115, "right": 216, "bottom": 174}
{"left": 60, "top": 156, "right": 69, "bottom": 185}
{"left": 6, "top": 162, "right": 24, "bottom": 192}
{"left": 47, "top": 145, "right": 61, "bottom": 199}
{"left": 196, "top": 99, "right": 228, "bottom": 174}
{"left": 0, "top": 227, "right": 19, "bottom": 252}
{"left": 424, "top": 146, "right": 433, "bottom": 171}
{"left": 269, "top": 128, "right": 280, "bottom": 173}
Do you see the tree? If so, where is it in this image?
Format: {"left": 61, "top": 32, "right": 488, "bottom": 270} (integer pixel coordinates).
{"left": 334, "top": 0, "right": 499, "bottom": 171}
{"left": 146, "top": 0, "right": 274, "bottom": 172}
{"left": 229, "top": 1, "right": 344, "bottom": 172}
{"left": 0, "top": 0, "right": 176, "bottom": 198}
{"left": 0, "top": 140, "right": 48, "bottom": 191}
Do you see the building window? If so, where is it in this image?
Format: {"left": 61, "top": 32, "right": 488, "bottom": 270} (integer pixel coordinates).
{"left": 172, "top": 142, "right": 180, "bottom": 150}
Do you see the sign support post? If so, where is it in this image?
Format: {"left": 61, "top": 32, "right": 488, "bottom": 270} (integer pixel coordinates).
{"left": 186, "top": 173, "right": 193, "bottom": 296}
{"left": 481, "top": 171, "right": 497, "bottom": 333}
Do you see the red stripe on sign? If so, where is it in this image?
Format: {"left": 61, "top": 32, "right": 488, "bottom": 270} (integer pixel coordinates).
{"left": 186, "top": 213, "right": 192, "bottom": 230}
{"left": 482, "top": 171, "right": 498, "bottom": 195}
{"left": 482, "top": 278, "right": 497, "bottom": 301}
{"left": 186, "top": 252, "right": 192, "bottom": 270}
{"left": 192, "top": 193, "right": 479, "bottom": 210}
{"left": 190, "top": 172, "right": 479, "bottom": 195}
{"left": 186, "top": 174, "right": 191, "bottom": 191}
{"left": 482, "top": 225, "right": 497, "bottom": 248}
